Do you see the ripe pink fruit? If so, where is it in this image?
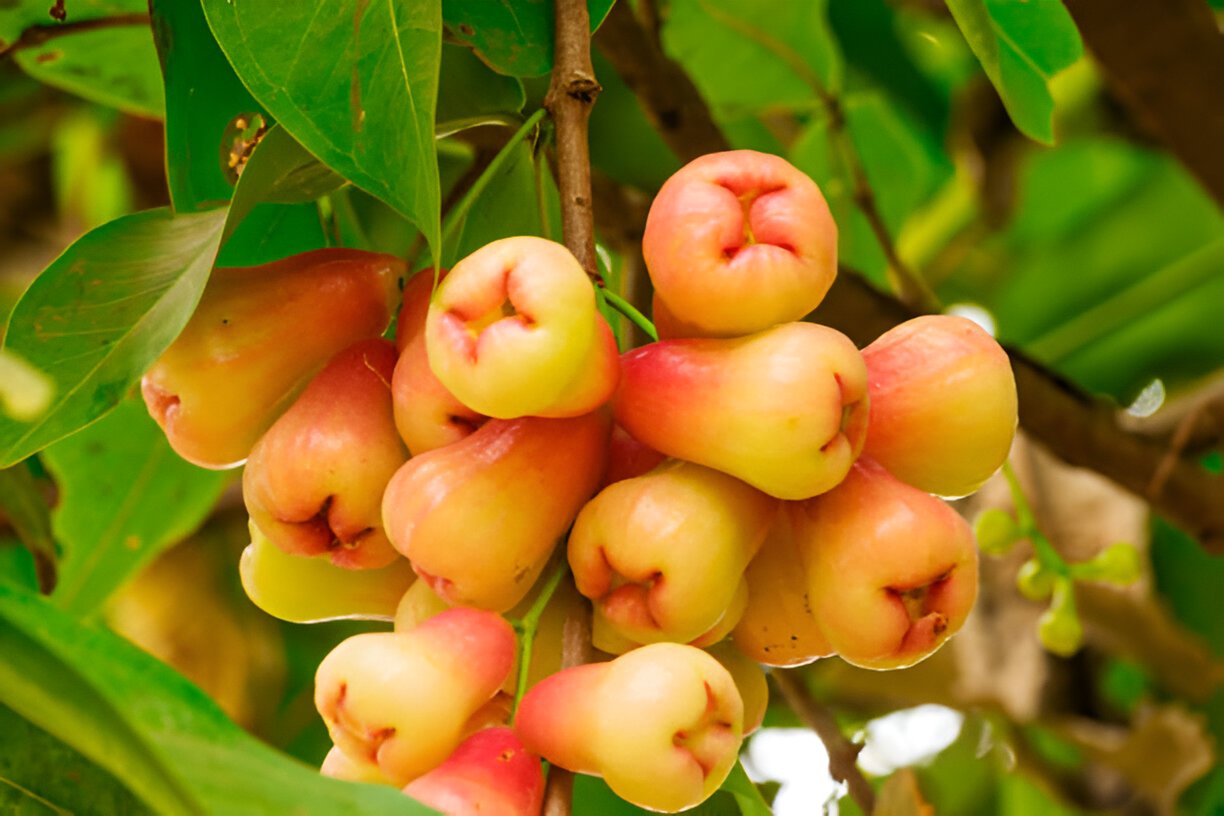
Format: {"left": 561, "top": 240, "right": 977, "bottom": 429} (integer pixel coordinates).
{"left": 799, "top": 458, "right": 979, "bottom": 669}
{"left": 862, "top": 315, "right": 1017, "bottom": 497}
{"left": 425, "top": 236, "right": 618, "bottom": 419}
{"left": 314, "top": 608, "right": 515, "bottom": 786}
{"left": 382, "top": 411, "right": 609, "bottom": 611}
{"left": 142, "top": 248, "right": 400, "bottom": 468}
{"left": 643, "top": 150, "right": 837, "bottom": 337}
{"left": 403, "top": 728, "right": 545, "bottom": 816}
{"left": 243, "top": 339, "right": 406, "bottom": 569}
{"left": 516, "top": 642, "right": 744, "bottom": 813}
{"left": 614, "top": 322, "right": 869, "bottom": 500}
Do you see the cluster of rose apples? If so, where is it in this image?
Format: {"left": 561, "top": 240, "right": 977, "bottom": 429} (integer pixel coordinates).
{"left": 139, "top": 149, "right": 1017, "bottom": 814}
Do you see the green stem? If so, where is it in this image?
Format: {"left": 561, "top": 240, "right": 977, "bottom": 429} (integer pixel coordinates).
{"left": 440, "top": 108, "right": 548, "bottom": 255}
{"left": 1001, "top": 460, "right": 1067, "bottom": 576}
{"left": 599, "top": 288, "right": 658, "bottom": 342}
{"left": 0, "top": 464, "right": 57, "bottom": 593}
{"left": 509, "top": 557, "right": 571, "bottom": 716}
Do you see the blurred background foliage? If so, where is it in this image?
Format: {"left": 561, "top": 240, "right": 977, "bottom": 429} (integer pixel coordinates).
{"left": 0, "top": 0, "right": 1221, "bottom": 814}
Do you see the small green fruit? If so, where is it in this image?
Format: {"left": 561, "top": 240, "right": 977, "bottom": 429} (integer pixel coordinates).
{"left": 974, "top": 508, "right": 1022, "bottom": 556}
{"left": 1016, "top": 558, "right": 1056, "bottom": 601}
{"left": 1037, "top": 580, "right": 1082, "bottom": 657}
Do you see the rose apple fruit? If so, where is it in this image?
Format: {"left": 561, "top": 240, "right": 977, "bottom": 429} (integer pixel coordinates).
{"left": 614, "top": 322, "right": 869, "bottom": 500}
{"left": 243, "top": 338, "right": 406, "bottom": 569}
{"left": 142, "top": 248, "right": 400, "bottom": 468}
{"left": 862, "top": 315, "right": 1017, "bottom": 497}
{"left": 643, "top": 150, "right": 837, "bottom": 337}
{"left": 403, "top": 728, "right": 545, "bottom": 816}
{"left": 799, "top": 458, "right": 979, "bottom": 669}
{"left": 425, "top": 236, "right": 618, "bottom": 419}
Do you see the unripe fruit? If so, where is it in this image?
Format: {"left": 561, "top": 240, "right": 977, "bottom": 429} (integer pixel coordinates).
{"left": 570, "top": 460, "right": 774, "bottom": 645}
{"left": 1037, "top": 579, "right": 1082, "bottom": 657}
{"left": 733, "top": 505, "right": 835, "bottom": 667}
{"left": 1078, "top": 543, "right": 1142, "bottom": 586}
{"left": 800, "top": 459, "right": 979, "bottom": 670}
{"left": 382, "top": 411, "right": 610, "bottom": 611}
{"left": 142, "top": 249, "right": 400, "bottom": 468}
{"left": 973, "top": 508, "right": 1022, "bottom": 556}
{"left": 239, "top": 521, "right": 415, "bottom": 623}
{"left": 862, "top": 315, "right": 1017, "bottom": 498}
{"left": 392, "top": 269, "right": 487, "bottom": 455}
{"left": 403, "top": 728, "right": 545, "bottom": 816}
{"left": 516, "top": 642, "right": 744, "bottom": 813}
{"left": 1016, "top": 558, "right": 1056, "bottom": 601}
{"left": 614, "top": 322, "right": 869, "bottom": 500}
{"left": 425, "top": 236, "right": 619, "bottom": 419}
{"left": 643, "top": 149, "right": 837, "bottom": 337}
{"left": 314, "top": 608, "right": 515, "bottom": 786}
{"left": 243, "top": 339, "right": 406, "bottom": 569}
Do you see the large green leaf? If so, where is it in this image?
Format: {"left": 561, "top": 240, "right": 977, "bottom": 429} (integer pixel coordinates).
{"left": 436, "top": 43, "right": 525, "bottom": 135}
{"left": 662, "top": 0, "right": 841, "bottom": 118}
{"left": 944, "top": 0, "right": 1082, "bottom": 144}
{"left": 41, "top": 398, "right": 229, "bottom": 617}
{"left": 203, "top": 0, "right": 443, "bottom": 263}
{"left": 0, "top": 208, "right": 226, "bottom": 467}
{"left": 14, "top": 25, "right": 164, "bottom": 117}
{"left": 0, "top": 701, "right": 152, "bottom": 815}
{"left": 0, "top": 583, "right": 429, "bottom": 815}
{"left": 443, "top": 0, "right": 615, "bottom": 78}
{"left": 0, "top": 0, "right": 145, "bottom": 47}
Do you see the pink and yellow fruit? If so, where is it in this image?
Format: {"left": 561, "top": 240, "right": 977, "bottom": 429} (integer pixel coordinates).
{"left": 862, "top": 315, "right": 1017, "bottom": 497}
{"left": 602, "top": 424, "right": 666, "bottom": 487}
{"left": 392, "top": 269, "right": 487, "bottom": 456}
{"left": 403, "top": 727, "right": 545, "bottom": 816}
{"left": 320, "top": 746, "right": 393, "bottom": 785}
{"left": 382, "top": 411, "right": 610, "bottom": 611}
{"left": 614, "top": 322, "right": 869, "bottom": 500}
{"left": 425, "top": 236, "right": 618, "bottom": 419}
{"left": 516, "top": 642, "right": 744, "bottom": 813}
{"left": 642, "top": 150, "right": 837, "bottom": 337}
{"left": 239, "top": 521, "right": 416, "bottom": 623}
{"left": 570, "top": 460, "right": 774, "bottom": 645}
{"left": 142, "top": 248, "right": 400, "bottom": 468}
{"left": 705, "top": 642, "right": 769, "bottom": 735}
{"left": 799, "top": 458, "right": 979, "bottom": 669}
{"left": 314, "top": 608, "right": 515, "bottom": 786}
{"left": 733, "top": 505, "right": 835, "bottom": 667}
{"left": 590, "top": 579, "right": 748, "bottom": 656}
{"left": 243, "top": 339, "right": 406, "bottom": 569}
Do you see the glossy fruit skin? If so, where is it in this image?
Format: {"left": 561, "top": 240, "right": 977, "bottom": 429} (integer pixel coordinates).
{"left": 314, "top": 608, "right": 515, "bottom": 786}
{"left": 142, "top": 248, "right": 400, "bottom": 468}
{"left": 243, "top": 338, "right": 406, "bottom": 569}
{"left": 643, "top": 150, "right": 837, "bottom": 337}
{"left": 614, "top": 322, "right": 870, "bottom": 500}
{"left": 239, "top": 521, "right": 415, "bottom": 624}
{"left": 799, "top": 458, "right": 979, "bottom": 670}
{"left": 602, "top": 424, "right": 667, "bottom": 487}
{"left": 515, "top": 642, "right": 744, "bottom": 813}
{"left": 704, "top": 642, "right": 769, "bottom": 735}
{"left": 403, "top": 728, "right": 545, "bottom": 816}
{"left": 733, "top": 504, "right": 835, "bottom": 667}
{"left": 382, "top": 411, "right": 610, "bottom": 611}
{"left": 569, "top": 460, "right": 774, "bottom": 645}
{"left": 392, "top": 269, "right": 487, "bottom": 456}
{"left": 861, "top": 315, "right": 1017, "bottom": 498}
{"left": 320, "top": 746, "right": 393, "bottom": 785}
{"left": 425, "top": 236, "right": 618, "bottom": 419}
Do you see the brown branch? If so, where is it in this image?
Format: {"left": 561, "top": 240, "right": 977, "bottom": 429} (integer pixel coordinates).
{"left": 772, "top": 670, "right": 876, "bottom": 813}
{"left": 541, "top": 1, "right": 600, "bottom": 813}
{"left": 1063, "top": 0, "right": 1224, "bottom": 209}
{"left": 0, "top": 14, "right": 150, "bottom": 59}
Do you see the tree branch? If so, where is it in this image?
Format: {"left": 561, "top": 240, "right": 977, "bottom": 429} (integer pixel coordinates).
{"left": 1063, "top": 0, "right": 1224, "bottom": 209}
{"left": 541, "top": 1, "right": 600, "bottom": 813}
{"left": 0, "top": 14, "right": 150, "bottom": 59}
{"left": 593, "top": 7, "right": 1224, "bottom": 554}
{"left": 772, "top": 670, "right": 876, "bottom": 813}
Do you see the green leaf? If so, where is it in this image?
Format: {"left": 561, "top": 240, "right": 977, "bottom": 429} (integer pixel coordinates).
{"left": 442, "top": 141, "right": 549, "bottom": 267}
{"left": 589, "top": 49, "right": 683, "bottom": 192}
{"left": 0, "top": 0, "right": 145, "bottom": 48}
{"left": 436, "top": 43, "right": 525, "bottom": 134}
{"left": 0, "top": 349, "right": 53, "bottom": 422}
{"left": 721, "top": 761, "right": 775, "bottom": 815}
{"left": 203, "top": 0, "right": 443, "bottom": 263}
{"left": 944, "top": 0, "right": 1082, "bottom": 144}
{"left": 151, "top": 0, "right": 268, "bottom": 212}
{"left": 41, "top": 398, "right": 229, "bottom": 617}
{"left": 14, "top": 24, "right": 165, "bottom": 117}
{"left": 0, "top": 583, "right": 432, "bottom": 815}
{"left": 0, "top": 701, "right": 152, "bottom": 815}
{"left": 662, "top": 0, "right": 841, "bottom": 117}
{"left": 0, "top": 207, "right": 226, "bottom": 467}
{"left": 443, "top": 0, "right": 615, "bottom": 78}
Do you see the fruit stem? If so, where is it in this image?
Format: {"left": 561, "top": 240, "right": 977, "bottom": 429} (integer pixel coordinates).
{"left": 509, "top": 557, "right": 571, "bottom": 716}
{"left": 597, "top": 287, "right": 658, "bottom": 343}
{"left": 1002, "top": 460, "right": 1068, "bottom": 577}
